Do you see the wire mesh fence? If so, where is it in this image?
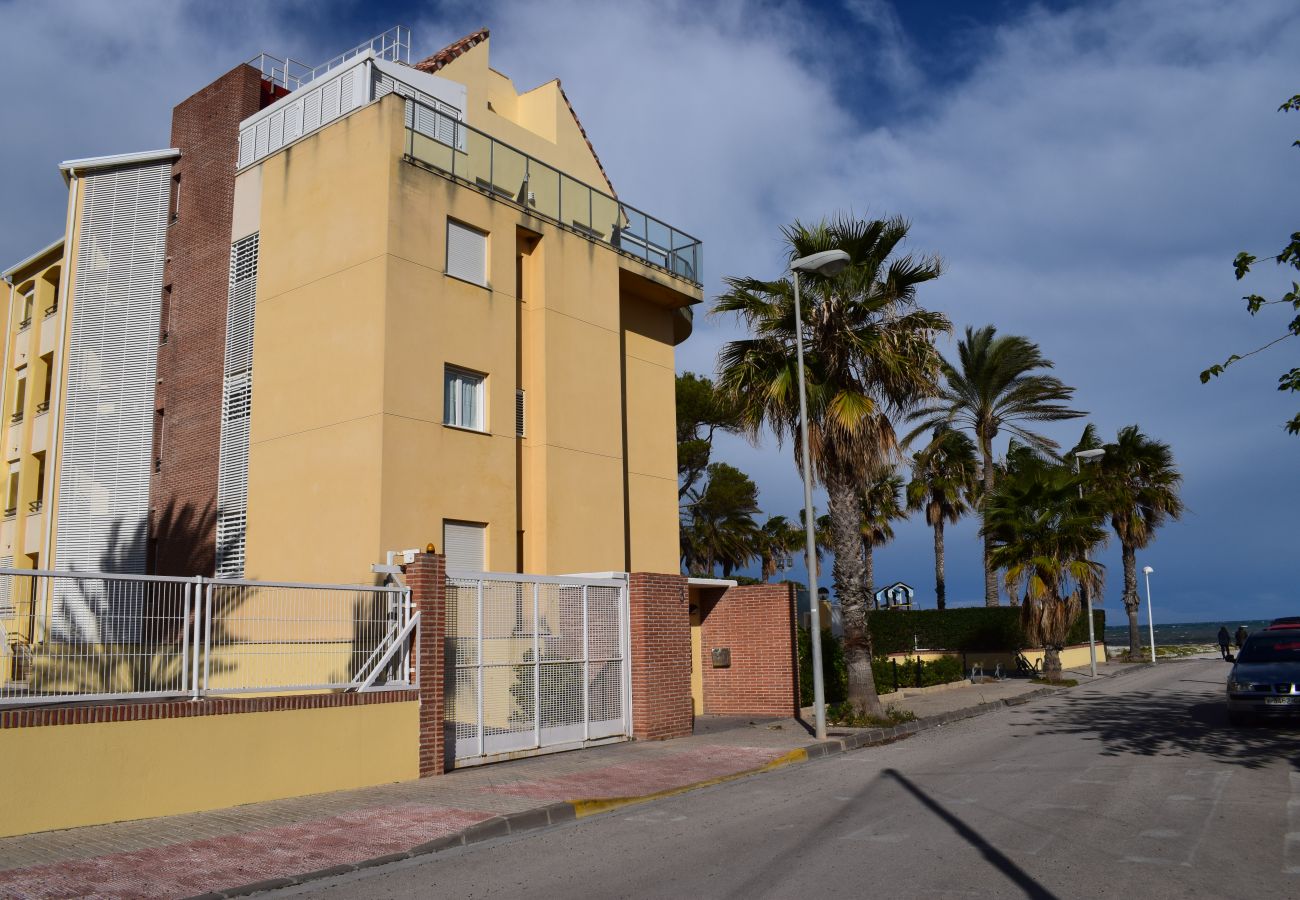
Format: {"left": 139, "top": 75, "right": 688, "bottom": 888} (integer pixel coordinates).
{"left": 446, "top": 570, "right": 629, "bottom": 766}
{"left": 0, "top": 568, "right": 415, "bottom": 706}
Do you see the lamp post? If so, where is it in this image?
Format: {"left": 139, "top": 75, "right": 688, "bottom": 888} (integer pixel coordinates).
{"left": 792, "top": 248, "right": 850, "bottom": 741}
{"left": 1142, "top": 565, "right": 1156, "bottom": 664}
{"left": 1074, "top": 447, "right": 1105, "bottom": 677}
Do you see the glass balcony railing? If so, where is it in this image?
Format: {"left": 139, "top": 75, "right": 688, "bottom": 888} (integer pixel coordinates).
{"left": 404, "top": 100, "right": 702, "bottom": 286}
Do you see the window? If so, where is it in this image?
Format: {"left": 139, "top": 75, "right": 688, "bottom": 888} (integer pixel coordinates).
{"left": 37, "top": 355, "right": 52, "bottom": 413}
{"left": 171, "top": 173, "right": 181, "bottom": 222}
{"left": 5, "top": 463, "right": 18, "bottom": 517}
{"left": 446, "top": 219, "right": 487, "bottom": 286}
{"left": 32, "top": 454, "right": 44, "bottom": 512}
{"left": 12, "top": 368, "right": 26, "bottom": 423}
{"left": 515, "top": 389, "right": 526, "bottom": 438}
{"left": 444, "top": 366, "right": 485, "bottom": 431}
{"left": 20, "top": 290, "right": 34, "bottom": 328}
{"left": 444, "top": 520, "right": 486, "bottom": 571}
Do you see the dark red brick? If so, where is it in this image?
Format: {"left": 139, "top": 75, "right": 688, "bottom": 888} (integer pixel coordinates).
{"left": 150, "top": 64, "right": 265, "bottom": 576}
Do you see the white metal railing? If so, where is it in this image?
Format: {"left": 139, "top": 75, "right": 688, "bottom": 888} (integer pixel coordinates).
{"left": 445, "top": 569, "right": 630, "bottom": 766}
{"left": 0, "top": 568, "right": 416, "bottom": 707}
{"left": 248, "top": 25, "right": 411, "bottom": 93}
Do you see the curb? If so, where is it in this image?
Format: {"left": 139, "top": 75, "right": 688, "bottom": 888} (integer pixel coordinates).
{"left": 193, "top": 675, "right": 1131, "bottom": 898}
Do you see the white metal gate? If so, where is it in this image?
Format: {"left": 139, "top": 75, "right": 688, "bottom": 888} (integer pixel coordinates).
{"left": 446, "top": 570, "right": 630, "bottom": 767}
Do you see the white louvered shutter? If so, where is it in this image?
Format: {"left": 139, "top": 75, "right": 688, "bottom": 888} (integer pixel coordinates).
{"left": 515, "top": 389, "right": 526, "bottom": 438}
{"left": 446, "top": 221, "right": 487, "bottom": 285}
{"left": 444, "top": 521, "right": 486, "bottom": 571}
{"left": 0, "top": 556, "right": 11, "bottom": 616}
{"left": 215, "top": 233, "right": 260, "bottom": 578}
{"left": 53, "top": 160, "right": 171, "bottom": 580}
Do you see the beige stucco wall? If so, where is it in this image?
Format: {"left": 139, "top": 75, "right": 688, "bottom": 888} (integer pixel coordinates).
{"left": 0, "top": 701, "right": 418, "bottom": 838}
{"left": 438, "top": 39, "right": 613, "bottom": 194}
{"left": 244, "top": 100, "right": 397, "bottom": 583}
{"left": 242, "top": 86, "right": 693, "bottom": 584}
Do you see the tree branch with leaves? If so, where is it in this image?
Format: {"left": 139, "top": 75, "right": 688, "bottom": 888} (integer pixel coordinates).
{"left": 1201, "top": 93, "right": 1300, "bottom": 435}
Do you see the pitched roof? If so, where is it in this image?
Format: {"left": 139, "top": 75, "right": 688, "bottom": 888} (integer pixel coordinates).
{"left": 554, "top": 79, "right": 616, "bottom": 197}
{"left": 412, "top": 28, "right": 616, "bottom": 197}
{"left": 412, "top": 27, "right": 490, "bottom": 75}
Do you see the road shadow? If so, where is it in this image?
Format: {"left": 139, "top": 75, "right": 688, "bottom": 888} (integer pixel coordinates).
{"left": 723, "top": 764, "right": 1059, "bottom": 900}
{"left": 884, "top": 768, "right": 1058, "bottom": 900}
{"left": 1013, "top": 669, "right": 1300, "bottom": 770}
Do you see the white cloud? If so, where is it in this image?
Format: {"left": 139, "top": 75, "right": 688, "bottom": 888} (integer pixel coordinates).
{"left": 0, "top": 0, "right": 1296, "bottom": 619}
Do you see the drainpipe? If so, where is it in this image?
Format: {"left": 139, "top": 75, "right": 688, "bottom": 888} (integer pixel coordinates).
{"left": 42, "top": 173, "right": 79, "bottom": 572}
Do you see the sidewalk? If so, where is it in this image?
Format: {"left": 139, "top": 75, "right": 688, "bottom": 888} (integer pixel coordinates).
{"left": 0, "top": 660, "right": 1149, "bottom": 900}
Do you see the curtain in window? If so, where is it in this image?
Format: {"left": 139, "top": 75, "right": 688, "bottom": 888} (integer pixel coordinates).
{"left": 445, "top": 369, "right": 481, "bottom": 429}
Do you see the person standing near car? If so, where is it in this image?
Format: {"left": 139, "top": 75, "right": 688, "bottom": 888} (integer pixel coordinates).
{"left": 1235, "top": 625, "right": 1248, "bottom": 650}
{"left": 1218, "top": 626, "right": 1232, "bottom": 660}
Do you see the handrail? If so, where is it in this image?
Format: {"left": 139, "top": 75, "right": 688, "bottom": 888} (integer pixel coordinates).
{"left": 404, "top": 98, "right": 702, "bottom": 286}
{"left": 249, "top": 26, "right": 410, "bottom": 93}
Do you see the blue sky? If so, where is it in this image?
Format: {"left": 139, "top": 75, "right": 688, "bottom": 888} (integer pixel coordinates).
{"left": 1, "top": 1, "right": 1296, "bottom": 624}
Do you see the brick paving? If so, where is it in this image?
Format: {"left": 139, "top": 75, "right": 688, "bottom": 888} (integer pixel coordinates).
{"left": 0, "top": 726, "right": 806, "bottom": 900}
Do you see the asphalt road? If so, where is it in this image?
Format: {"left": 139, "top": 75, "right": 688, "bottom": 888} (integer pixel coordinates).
{"left": 274, "top": 659, "right": 1298, "bottom": 899}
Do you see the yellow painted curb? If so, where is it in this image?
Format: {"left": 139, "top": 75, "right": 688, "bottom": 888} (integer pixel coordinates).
{"left": 569, "top": 748, "right": 810, "bottom": 818}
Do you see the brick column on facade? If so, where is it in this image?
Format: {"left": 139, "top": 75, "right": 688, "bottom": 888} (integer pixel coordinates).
{"left": 403, "top": 552, "right": 447, "bottom": 776}
{"left": 699, "top": 583, "right": 799, "bottom": 717}
{"left": 627, "top": 572, "right": 692, "bottom": 740}
{"left": 149, "top": 64, "right": 266, "bottom": 576}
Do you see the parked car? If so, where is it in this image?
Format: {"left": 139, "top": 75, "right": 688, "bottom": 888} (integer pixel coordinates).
{"left": 1265, "top": 616, "right": 1300, "bottom": 631}
{"left": 1226, "top": 631, "right": 1300, "bottom": 725}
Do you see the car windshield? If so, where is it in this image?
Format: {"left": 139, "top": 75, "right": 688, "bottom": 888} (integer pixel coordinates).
{"left": 1237, "top": 635, "right": 1300, "bottom": 664}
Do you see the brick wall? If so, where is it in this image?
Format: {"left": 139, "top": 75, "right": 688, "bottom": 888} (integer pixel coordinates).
{"left": 0, "top": 689, "right": 416, "bottom": 730}
{"left": 403, "top": 552, "right": 447, "bottom": 776}
{"left": 628, "top": 572, "right": 692, "bottom": 740}
{"left": 699, "top": 583, "right": 799, "bottom": 717}
{"left": 150, "top": 64, "right": 265, "bottom": 576}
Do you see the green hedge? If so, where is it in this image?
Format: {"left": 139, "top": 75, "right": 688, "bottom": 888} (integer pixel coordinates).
{"left": 797, "top": 627, "right": 847, "bottom": 707}
{"left": 872, "top": 654, "right": 966, "bottom": 692}
{"left": 798, "top": 606, "right": 1105, "bottom": 705}
{"left": 867, "top": 606, "right": 1105, "bottom": 655}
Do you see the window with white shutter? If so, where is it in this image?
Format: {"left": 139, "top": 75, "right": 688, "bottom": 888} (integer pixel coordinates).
{"left": 444, "top": 520, "right": 487, "bottom": 571}
{"left": 446, "top": 219, "right": 487, "bottom": 286}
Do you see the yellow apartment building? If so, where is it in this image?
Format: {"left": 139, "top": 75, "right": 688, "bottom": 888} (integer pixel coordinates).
{"left": 0, "top": 27, "right": 699, "bottom": 597}
{"left": 224, "top": 29, "right": 701, "bottom": 584}
{"left": 1, "top": 242, "right": 63, "bottom": 677}
{"left": 1, "top": 241, "right": 62, "bottom": 573}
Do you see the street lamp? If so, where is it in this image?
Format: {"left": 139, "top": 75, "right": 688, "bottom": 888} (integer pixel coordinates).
{"left": 1142, "top": 565, "right": 1156, "bottom": 664}
{"left": 792, "top": 248, "right": 850, "bottom": 741}
{"left": 1073, "top": 447, "right": 1105, "bottom": 677}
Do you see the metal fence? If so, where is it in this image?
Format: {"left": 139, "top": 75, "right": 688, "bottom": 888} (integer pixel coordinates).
{"left": 248, "top": 25, "right": 411, "bottom": 93}
{"left": 0, "top": 568, "right": 416, "bottom": 707}
{"left": 446, "top": 569, "right": 630, "bottom": 767}
{"left": 404, "top": 99, "right": 703, "bottom": 286}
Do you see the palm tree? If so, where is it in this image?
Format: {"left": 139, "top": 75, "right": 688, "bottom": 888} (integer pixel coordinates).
{"left": 860, "top": 470, "right": 906, "bottom": 603}
{"left": 716, "top": 215, "right": 948, "bottom": 715}
{"left": 1094, "top": 426, "right": 1185, "bottom": 657}
{"left": 680, "top": 463, "right": 761, "bottom": 577}
{"left": 797, "top": 508, "right": 833, "bottom": 578}
{"left": 906, "top": 426, "right": 978, "bottom": 609}
{"left": 910, "top": 325, "right": 1085, "bottom": 606}
{"left": 757, "top": 515, "right": 803, "bottom": 582}
{"left": 984, "top": 464, "right": 1107, "bottom": 681}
